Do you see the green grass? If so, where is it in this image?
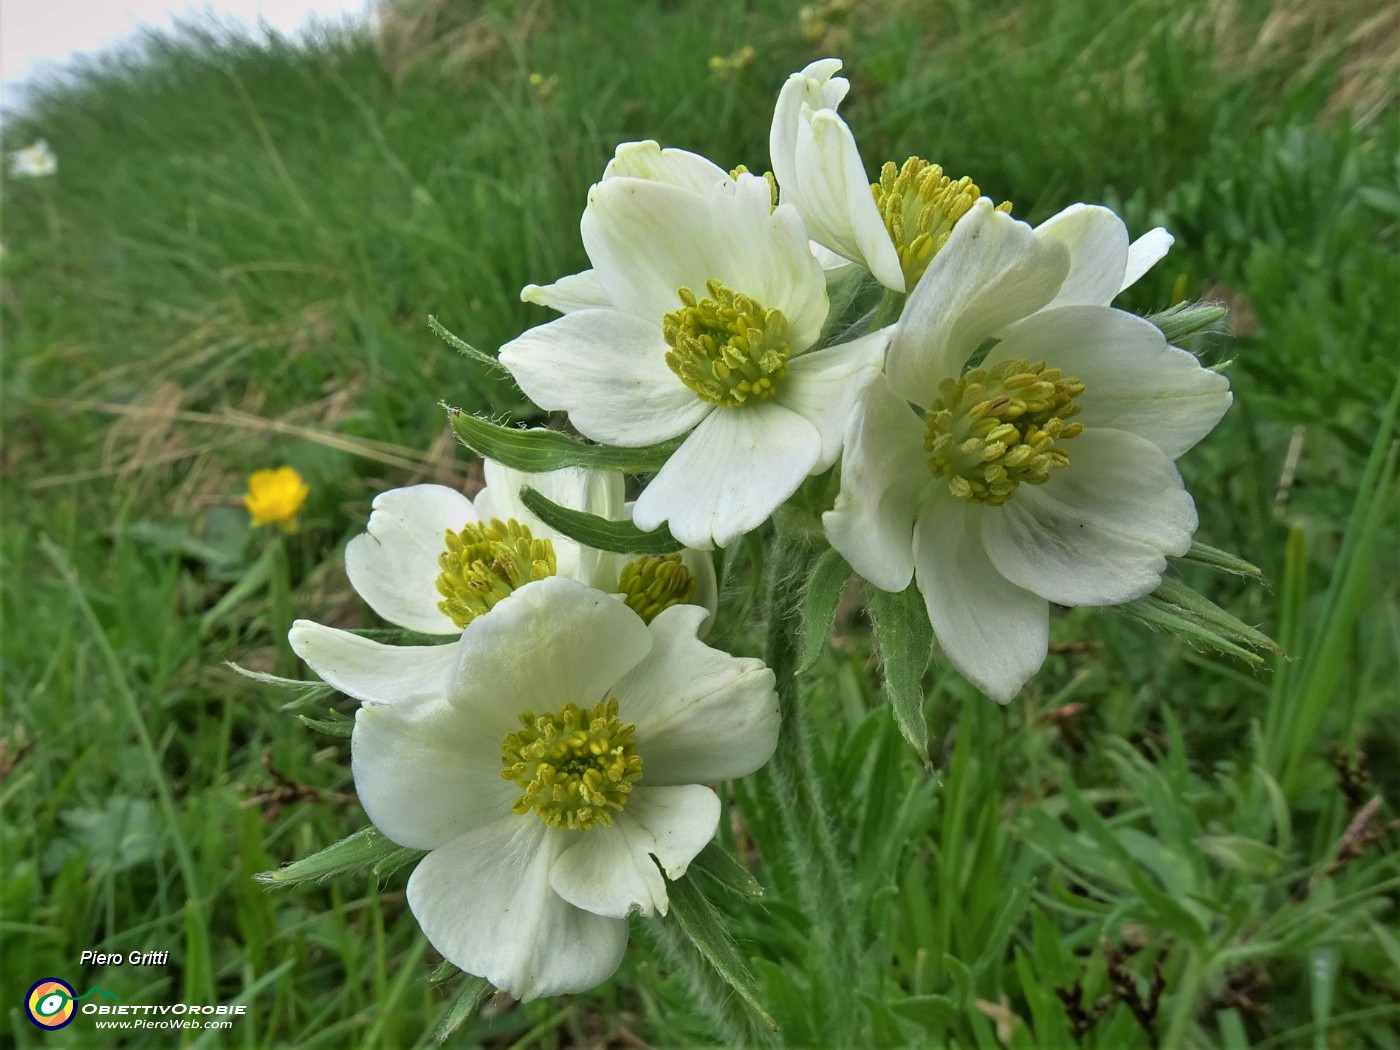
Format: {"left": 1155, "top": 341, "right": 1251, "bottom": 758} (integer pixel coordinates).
{"left": 3, "top": 0, "right": 1397, "bottom": 1046}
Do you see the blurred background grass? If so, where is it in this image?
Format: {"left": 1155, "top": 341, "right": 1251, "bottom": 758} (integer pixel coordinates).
{"left": 2, "top": 0, "right": 1397, "bottom": 1046}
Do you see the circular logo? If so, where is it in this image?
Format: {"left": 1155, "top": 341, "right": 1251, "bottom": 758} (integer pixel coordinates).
{"left": 26, "top": 978, "right": 76, "bottom": 1030}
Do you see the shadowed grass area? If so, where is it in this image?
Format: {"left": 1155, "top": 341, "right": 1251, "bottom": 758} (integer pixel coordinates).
{"left": 2, "top": 0, "right": 1397, "bottom": 1046}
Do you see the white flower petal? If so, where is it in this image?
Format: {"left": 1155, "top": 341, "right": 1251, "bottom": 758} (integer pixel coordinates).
{"left": 446, "top": 577, "right": 653, "bottom": 730}
{"left": 344, "top": 484, "right": 477, "bottom": 634}
{"left": 823, "top": 376, "right": 927, "bottom": 592}
{"left": 521, "top": 269, "right": 610, "bottom": 314}
{"left": 581, "top": 175, "right": 827, "bottom": 350}
{"left": 407, "top": 819, "right": 628, "bottom": 1001}
{"left": 776, "top": 326, "right": 890, "bottom": 469}
{"left": 980, "top": 428, "right": 1197, "bottom": 607}
{"left": 770, "top": 59, "right": 903, "bottom": 292}
{"left": 602, "top": 140, "right": 732, "bottom": 194}
{"left": 288, "top": 620, "right": 459, "bottom": 706}
{"left": 912, "top": 498, "right": 1049, "bottom": 702}
{"left": 988, "top": 305, "right": 1232, "bottom": 458}
{"left": 1122, "top": 227, "right": 1174, "bottom": 292}
{"left": 704, "top": 179, "right": 829, "bottom": 350}
{"left": 813, "top": 241, "right": 865, "bottom": 286}
{"left": 632, "top": 402, "right": 821, "bottom": 549}
{"left": 581, "top": 177, "right": 734, "bottom": 323}
{"left": 611, "top": 604, "right": 779, "bottom": 783}
{"left": 549, "top": 785, "right": 721, "bottom": 918}
{"left": 771, "top": 59, "right": 848, "bottom": 199}
{"left": 499, "top": 308, "right": 710, "bottom": 446}
{"left": 351, "top": 696, "right": 516, "bottom": 849}
{"left": 889, "top": 202, "right": 1070, "bottom": 406}
{"left": 1034, "top": 204, "right": 1130, "bottom": 310}
{"left": 791, "top": 109, "right": 905, "bottom": 292}
{"left": 476, "top": 461, "right": 626, "bottom": 587}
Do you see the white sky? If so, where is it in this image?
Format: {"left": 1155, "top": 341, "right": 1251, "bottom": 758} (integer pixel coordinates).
{"left": 1, "top": 0, "right": 373, "bottom": 110}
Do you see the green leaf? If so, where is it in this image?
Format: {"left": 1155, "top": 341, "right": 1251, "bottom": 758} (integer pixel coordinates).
{"left": 1118, "top": 577, "right": 1281, "bottom": 663}
{"left": 122, "top": 520, "right": 237, "bottom": 566}
{"left": 1145, "top": 301, "right": 1228, "bottom": 344}
{"left": 869, "top": 581, "right": 933, "bottom": 762}
{"left": 200, "top": 543, "right": 276, "bottom": 637}
{"left": 1176, "top": 541, "right": 1263, "bottom": 578}
{"left": 1197, "top": 835, "right": 1284, "bottom": 877}
{"left": 1126, "top": 861, "right": 1210, "bottom": 949}
{"left": 433, "top": 974, "right": 492, "bottom": 1044}
{"left": 253, "top": 826, "right": 425, "bottom": 888}
{"left": 427, "top": 315, "right": 505, "bottom": 372}
{"left": 518, "top": 486, "right": 684, "bottom": 555}
{"left": 447, "top": 408, "right": 681, "bottom": 473}
{"left": 428, "top": 960, "right": 461, "bottom": 985}
{"left": 298, "top": 710, "right": 354, "bottom": 738}
{"left": 665, "top": 873, "right": 778, "bottom": 1031}
{"left": 691, "top": 841, "right": 764, "bottom": 900}
{"left": 797, "top": 548, "right": 852, "bottom": 674}
{"left": 226, "top": 661, "right": 335, "bottom": 707}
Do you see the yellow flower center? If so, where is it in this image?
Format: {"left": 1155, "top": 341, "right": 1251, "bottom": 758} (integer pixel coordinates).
{"left": 618, "top": 554, "right": 697, "bottom": 623}
{"left": 663, "top": 280, "right": 792, "bottom": 407}
{"left": 435, "top": 518, "right": 556, "bottom": 629}
{"left": 500, "top": 698, "right": 643, "bottom": 830}
{"left": 871, "top": 157, "right": 1011, "bottom": 290}
{"left": 924, "top": 358, "right": 1085, "bottom": 505}
{"left": 244, "top": 466, "right": 309, "bottom": 532}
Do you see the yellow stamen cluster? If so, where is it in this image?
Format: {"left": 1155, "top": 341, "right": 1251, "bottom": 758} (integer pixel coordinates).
{"left": 500, "top": 698, "right": 643, "bottom": 830}
{"left": 730, "top": 164, "right": 779, "bottom": 210}
{"left": 871, "top": 158, "right": 1011, "bottom": 290}
{"left": 663, "top": 280, "right": 792, "bottom": 407}
{"left": 436, "top": 519, "right": 556, "bottom": 629}
{"left": 924, "top": 358, "right": 1085, "bottom": 505}
{"left": 618, "top": 554, "right": 697, "bottom": 623}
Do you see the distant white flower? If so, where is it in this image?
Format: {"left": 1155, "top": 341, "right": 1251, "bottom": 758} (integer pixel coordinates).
{"left": 352, "top": 576, "right": 780, "bottom": 1000}
{"left": 289, "top": 461, "right": 717, "bottom": 704}
{"left": 503, "top": 145, "right": 888, "bottom": 549}
{"left": 8, "top": 139, "right": 57, "bottom": 178}
{"left": 825, "top": 201, "right": 1232, "bottom": 700}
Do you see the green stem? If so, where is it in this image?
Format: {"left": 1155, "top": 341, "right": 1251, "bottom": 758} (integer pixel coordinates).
{"left": 755, "top": 525, "right": 863, "bottom": 1042}
{"left": 269, "top": 533, "right": 294, "bottom": 675}
{"left": 871, "top": 288, "right": 907, "bottom": 330}
{"left": 1161, "top": 952, "right": 1206, "bottom": 1050}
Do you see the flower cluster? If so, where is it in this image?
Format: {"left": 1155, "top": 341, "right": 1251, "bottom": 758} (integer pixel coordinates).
{"left": 502, "top": 58, "right": 1230, "bottom": 697}
{"left": 291, "top": 463, "right": 763, "bottom": 999}
{"left": 288, "top": 56, "right": 1234, "bottom": 1007}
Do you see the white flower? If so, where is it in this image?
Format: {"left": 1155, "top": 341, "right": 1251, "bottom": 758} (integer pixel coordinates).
{"left": 8, "top": 139, "right": 57, "bottom": 178}
{"left": 351, "top": 576, "right": 780, "bottom": 1000}
{"left": 501, "top": 143, "right": 888, "bottom": 549}
{"left": 770, "top": 60, "right": 1009, "bottom": 297}
{"left": 770, "top": 59, "right": 905, "bottom": 291}
{"left": 289, "top": 460, "right": 717, "bottom": 704}
{"left": 824, "top": 201, "right": 1232, "bottom": 700}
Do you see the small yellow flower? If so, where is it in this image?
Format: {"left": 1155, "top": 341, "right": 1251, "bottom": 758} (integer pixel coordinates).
{"left": 244, "top": 467, "right": 309, "bottom": 532}
{"left": 708, "top": 45, "right": 756, "bottom": 81}
{"left": 528, "top": 71, "right": 558, "bottom": 102}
